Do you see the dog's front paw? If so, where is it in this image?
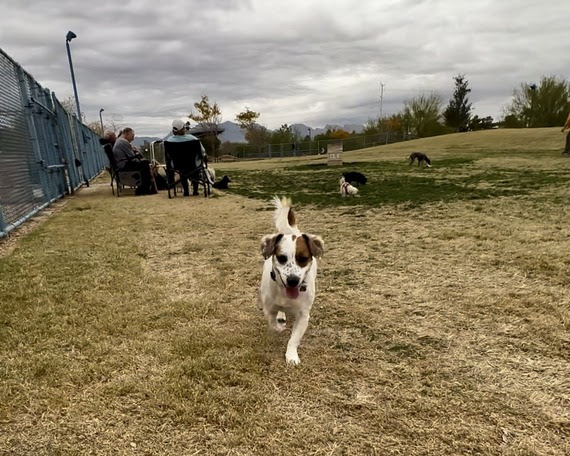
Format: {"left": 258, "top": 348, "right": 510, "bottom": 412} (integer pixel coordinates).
{"left": 286, "top": 351, "right": 301, "bottom": 365}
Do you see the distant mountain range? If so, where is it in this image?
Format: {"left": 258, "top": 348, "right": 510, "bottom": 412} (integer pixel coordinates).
{"left": 218, "top": 121, "right": 245, "bottom": 143}
{"left": 132, "top": 136, "right": 162, "bottom": 147}
{"left": 291, "top": 123, "right": 365, "bottom": 138}
{"left": 132, "top": 121, "right": 364, "bottom": 147}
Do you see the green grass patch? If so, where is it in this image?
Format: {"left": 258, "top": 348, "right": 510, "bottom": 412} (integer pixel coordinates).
{"left": 223, "top": 159, "right": 569, "bottom": 208}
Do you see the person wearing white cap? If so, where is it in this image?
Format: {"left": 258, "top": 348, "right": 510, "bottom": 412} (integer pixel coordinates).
{"left": 170, "top": 119, "right": 187, "bottom": 136}
{"left": 165, "top": 120, "right": 206, "bottom": 196}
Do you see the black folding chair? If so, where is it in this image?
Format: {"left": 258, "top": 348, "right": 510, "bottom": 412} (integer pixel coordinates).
{"left": 164, "top": 139, "right": 211, "bottom": 199}
{"left": 101, "top": 142, "right": 142, "bottom": 197}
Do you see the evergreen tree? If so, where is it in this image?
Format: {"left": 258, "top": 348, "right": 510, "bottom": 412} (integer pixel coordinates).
{"left": 269, "top": 124, "right": 295, "bottom": 145}
{"left": 443, "top": 74, "right": 472, "bottom": 131}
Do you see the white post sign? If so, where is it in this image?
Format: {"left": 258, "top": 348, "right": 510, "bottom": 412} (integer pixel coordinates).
{"left": 327, "top": 142, "right": 343, "bottom": 166}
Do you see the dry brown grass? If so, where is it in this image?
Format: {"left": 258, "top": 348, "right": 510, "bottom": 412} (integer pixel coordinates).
{"left": 0, "top": 129, "right": 569, "bottom": 455}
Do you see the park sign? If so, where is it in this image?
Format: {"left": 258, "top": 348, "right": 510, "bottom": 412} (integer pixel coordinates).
{"left": 327, "top": 142, "right": 343, "bottom": 166}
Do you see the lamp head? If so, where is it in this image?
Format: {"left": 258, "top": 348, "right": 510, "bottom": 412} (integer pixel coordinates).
{"left": 66, "top": 31, "right": 77, "bottom": 42}
{"left": 99, "top": 108, "right": 104, "bottom": 113}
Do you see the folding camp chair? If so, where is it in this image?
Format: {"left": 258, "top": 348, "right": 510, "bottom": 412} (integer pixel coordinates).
{"left": 101, "top": 143, "right": 142, "bottom": 197}
{"left": 164, "top": 139, "right": 211, "bottom": 199}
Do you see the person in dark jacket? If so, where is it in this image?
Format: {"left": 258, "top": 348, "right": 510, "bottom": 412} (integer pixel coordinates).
{"left": 164, "top": 119, "right": 206, "bottom": 196}
{"left": 99, "top": 131, "right": 117, "bottom": 177}
{"left": 99, "top": 131, "right": 116, "bottom": 153}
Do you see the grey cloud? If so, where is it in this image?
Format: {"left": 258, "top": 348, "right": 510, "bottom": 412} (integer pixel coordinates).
{"left": 0, "top": 0, "right": 566, "bottom": 136}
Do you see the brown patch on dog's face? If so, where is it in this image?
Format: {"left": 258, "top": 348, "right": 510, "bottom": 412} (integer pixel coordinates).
{"left": 295, "top": 236, "right": 312, "bottom": 267}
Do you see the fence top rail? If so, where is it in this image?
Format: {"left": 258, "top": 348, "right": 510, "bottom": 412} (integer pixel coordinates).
{"left": 1, "top": 47, "right": 45, "bottom": 88}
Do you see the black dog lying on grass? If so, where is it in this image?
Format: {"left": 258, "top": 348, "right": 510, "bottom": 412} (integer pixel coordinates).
{"left": 212, "top": 175, "right": 231, "bottom": 189}
{"left": 341, "top": 171, "right": 367, "bottom": 186}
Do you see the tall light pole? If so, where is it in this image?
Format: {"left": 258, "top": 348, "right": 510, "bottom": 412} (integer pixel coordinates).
{"left": 65, "top": 30, "right": 88, "bottom": 186}
{"left": 65, "top": 31, "right": 81, "bottom": 120}
{"left": 99, "top": 108, "right": 104, "bottom": 133}
{"left": 529, "top": 83, "right": 537, "bottom": 128}
{"left": 379, "top": 82, "right": 385, "bottom": 120}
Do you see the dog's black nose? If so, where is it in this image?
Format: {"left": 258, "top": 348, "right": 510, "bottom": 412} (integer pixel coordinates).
{"left": 286, "top": 275, "right": 300, "bottom": 288}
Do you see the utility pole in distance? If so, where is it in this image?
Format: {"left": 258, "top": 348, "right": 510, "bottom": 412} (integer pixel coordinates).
{"left": 379, "top": 82, "right": 385, "bottom": 120}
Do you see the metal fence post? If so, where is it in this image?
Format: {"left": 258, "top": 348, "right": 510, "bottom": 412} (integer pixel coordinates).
{"left": 16, "top": 67, "right": 51, "bottom": 202}
{"left": 55, "top": 99, "right": 81, "bottom": 191}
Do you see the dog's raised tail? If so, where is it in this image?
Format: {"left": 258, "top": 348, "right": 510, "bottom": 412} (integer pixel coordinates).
{"left": 272, "top": 196, "right": 297, "bottom": 234}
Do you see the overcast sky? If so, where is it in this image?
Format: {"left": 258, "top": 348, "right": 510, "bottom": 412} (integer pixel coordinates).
{"left": 1, "top": 0, "right": 567, "bottom": 136}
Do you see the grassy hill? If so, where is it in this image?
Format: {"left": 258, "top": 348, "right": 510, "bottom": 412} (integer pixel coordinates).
{"left": 215, "top": 127, "right": 566, "bottom": 171}
{"left": 215, "top": 128, "right": 569, "bottom": 208}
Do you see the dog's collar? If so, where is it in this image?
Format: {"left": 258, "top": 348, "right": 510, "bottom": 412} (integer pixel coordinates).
{"left": 271, "top": 268, "right": 307, "bottom": 292}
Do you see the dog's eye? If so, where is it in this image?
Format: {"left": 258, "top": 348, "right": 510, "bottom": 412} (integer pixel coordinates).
{"left": 276, "top": 255, "right": 288, "bottom": 264}
{"left": 297, "top": 256, "right": 309, "bottom": 264}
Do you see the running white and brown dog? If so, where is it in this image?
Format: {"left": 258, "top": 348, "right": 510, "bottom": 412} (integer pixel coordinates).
{"left": 258, "top": 197, "right": 324, "bottom": 365}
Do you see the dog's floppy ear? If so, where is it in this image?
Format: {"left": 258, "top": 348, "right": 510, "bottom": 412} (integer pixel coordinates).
{"left": 302, "top": 234, "right": 324, "bottom": 258}
{"left": 261, "top": 233, "right": 283, "bottom": 259}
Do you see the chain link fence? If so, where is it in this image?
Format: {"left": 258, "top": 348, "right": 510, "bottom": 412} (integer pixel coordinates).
{"left": 140, "top": 132, "right": 417, "bottom": 163}
{"left": 212, "top": 131, "right": 415, "bottom": 161}
{"left": 0, "top": 48, "right": 106, "bottom": 237}
{"left": 144, "top": 131, "right": 416, "bottom": 164}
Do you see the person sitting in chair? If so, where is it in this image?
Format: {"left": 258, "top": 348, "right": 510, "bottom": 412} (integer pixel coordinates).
{"left": 100, "top": 130, "right": 116, "bottom": 149}
{"left": 112, "top": 127, "right": 156, "bottom": 195}
{"left": 99, "top": 130, "right": 117, "bottom": 162}
{"left": 165, "top": 119, "right": 206, "bottom": 196}
{"left": 99, "top": 130, "right": 118, "bottom": 181}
